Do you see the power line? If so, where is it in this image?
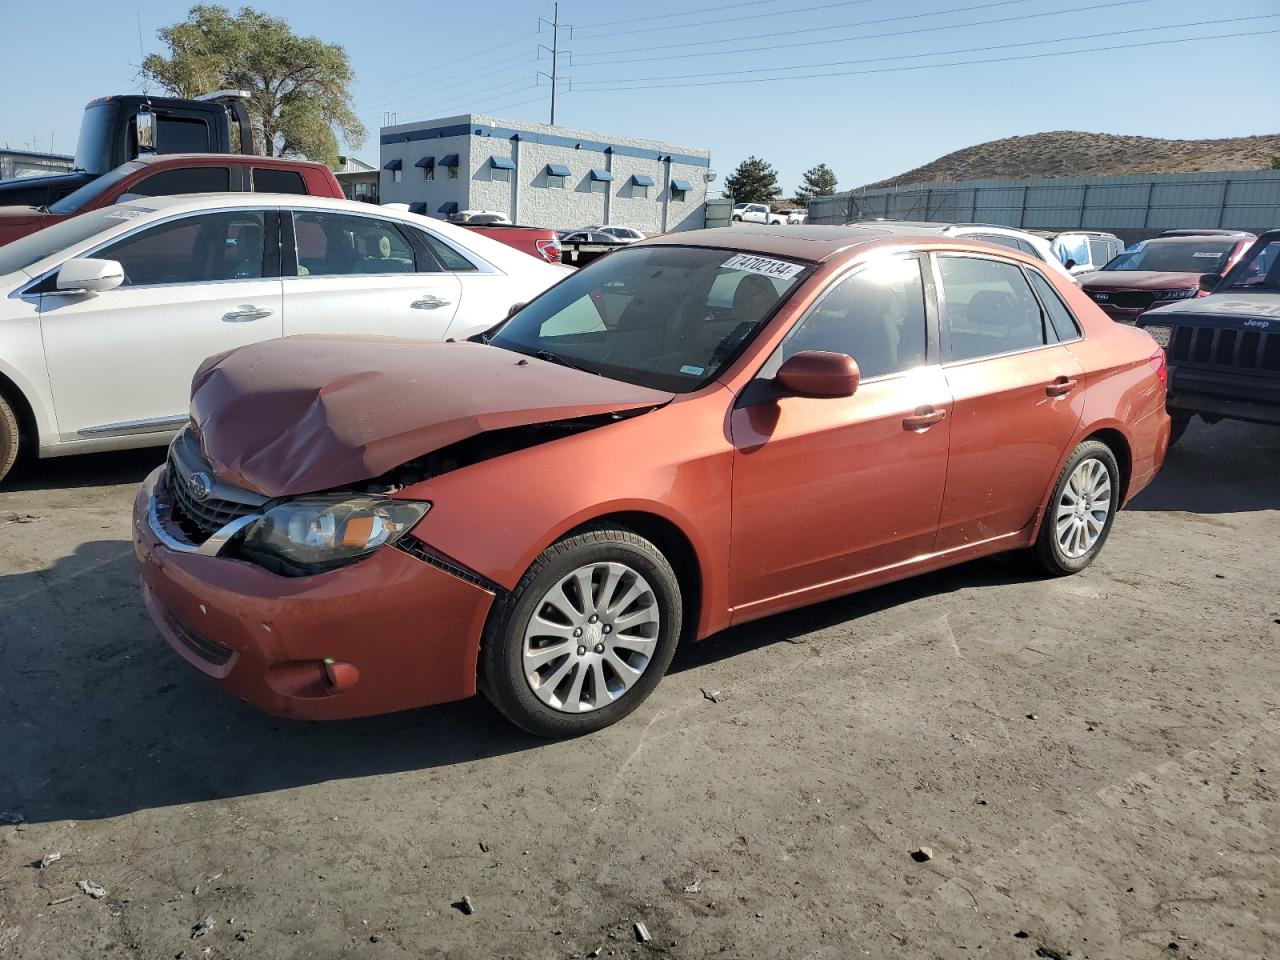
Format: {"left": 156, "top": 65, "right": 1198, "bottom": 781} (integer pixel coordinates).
{"left": 358, "top": 31, "right": 538, "bottom": 94}
{"left": 570, "top": 0, "right": 1156, "bottom": 67}
{"left": 573, "top": 0, "right": 784, "bottom": 30}
{"left": 372, "top": 75, "right": 536, "bottom": 124}
{"left": 359, "top": 58, "right": 538, "bottom": 114}
{"left": 572, "top": 27, "right": 1276, "bottom": 94}
{"left": 571, "top": 13, "right": 1279, "bottom": 87}
{"left": 572, "top": 0, "right": 1089, "bottom": 58}
{"left": 575, "top": 0, "right": 875, "bottom": 40}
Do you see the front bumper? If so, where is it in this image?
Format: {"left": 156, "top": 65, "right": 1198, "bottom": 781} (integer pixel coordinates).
{"left": 1167, "top": 367, "right": 1280, "bottom": 426}
{"left": 133, "top": 466, "right": 496, "bottom": 720}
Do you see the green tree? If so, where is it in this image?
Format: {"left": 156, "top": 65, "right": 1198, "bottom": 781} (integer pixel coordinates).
{"left": 141, "top": 5, "right": 365, "bottom": 166}
{"left": 794, "top": 163, "right": 838, "bottom": 206}
{"left": 1272, "top": 155, "right": 1280, "bottom": 170}
{"left": 723, "top": 156, "right": 782, "bottom": 204}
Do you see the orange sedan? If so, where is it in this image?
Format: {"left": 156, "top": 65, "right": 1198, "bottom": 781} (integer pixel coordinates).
{"left": 133, "top": 225, "right": 1171, "bottom": 737}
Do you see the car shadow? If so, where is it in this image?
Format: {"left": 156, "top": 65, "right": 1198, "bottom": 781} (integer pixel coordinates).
{"left": 4, "top": 446, "right": 166, "bottom": 492}
{"left": 1127, "top": 417, "right": 1280, "bottom": 514}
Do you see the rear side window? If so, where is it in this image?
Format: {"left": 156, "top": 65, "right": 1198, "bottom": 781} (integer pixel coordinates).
{"left": 253, "top": 168, "right": 307, "bottom": 195}
{"left": 413, "top": 230, "right": 478, "bottom": 272}
{"left": 293, "top": 211, "right": 417, "bottom": 276}
{"left": 1027, "top": 270, "right": 1081, "bottom": 342}
{"left": 938, "top": 256, "right": 1047, "bottom": 362}
{"left": 767, "top": 257, "right": 928, "bottom": 380}
{"left": 131, "top": 166, "right": 230, "bottom": 197}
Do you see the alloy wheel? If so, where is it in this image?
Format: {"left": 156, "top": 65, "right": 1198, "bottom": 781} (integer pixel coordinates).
{"left": 1055, "top": 457, "right": 1112, "bottom": 559}
{"left": 522, "top": 561, "right": 661, "bottom": 713}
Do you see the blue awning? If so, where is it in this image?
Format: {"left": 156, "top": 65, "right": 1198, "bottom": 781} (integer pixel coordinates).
{"left": 630, "top": 174, "right": 656, "bottom": 187}
{"left": 589, "top": 168, "right": 613, "bottom": 182}
{"left": 414, "top": 155, "right": 435, "bottom": 168}
{"left": 408, "top": 201, "right": 428, "bottom": 214}
{"left": 439, "top": 154, "right": 460, "bottom": 167}
{"left": 489, "top": 156, "right": 516, "bottom": 170}
{"left": 383, "top": 158, "right": 402, "bottom": 171}
{"left": 670, "top": 179, "right": 693, "bottom": 192}
{"left": 545, "top": 163, "right": 572, "bottom": 178}
{"left": 437, "top": 202, "right": 459, "bottom": 215}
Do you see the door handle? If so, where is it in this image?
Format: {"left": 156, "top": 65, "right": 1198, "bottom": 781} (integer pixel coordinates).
{"left": 903, "top": 406, "right": 947, "bottom": 431}
{"left": 222, "top": 305, "right": 273, "bottom": 322}
{"left": 1045, "top": 376, "right": 1078, "bottom": 397}
{"left": 411, "top": 296, "right": 452, "bottom": 309}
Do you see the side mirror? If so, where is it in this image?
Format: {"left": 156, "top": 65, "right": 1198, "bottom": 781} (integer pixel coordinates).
{"left": 775, "top": 350, "right": 860, "bottom": 398}
{"left": 1198, "top": 273, "right": 1222, "bottom": 294}
{"left": 135, "top": 109, "right": 156, "bottom": 154}
{"left": 55, "top": 258, "right": 124, "bottom": 294}
{"left": 506, "top": 301, "right": 527, "bottom": 319}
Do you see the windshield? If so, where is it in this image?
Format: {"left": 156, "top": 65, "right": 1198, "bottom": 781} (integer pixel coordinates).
{"left": 1101, "top": 239, "right": 1235, "bottom": 274}
{"left": 47, "top": 161, "right": 145, "bottom": 215}
{"left": 1222, "top": 238, "right": 1280, "bottom": 291}
{"left": 73, "top": 102, "right": 121, "bottom": 174}
{"left": 490, "top": 245, "right": 812, "bottom": 392}
{"left": 0, "top": 207, "right": 135, "bottom": 278}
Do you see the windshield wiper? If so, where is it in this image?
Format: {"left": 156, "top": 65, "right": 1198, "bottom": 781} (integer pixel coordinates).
{"left": 534, "top": 349, "right": 598, "bottom": 375}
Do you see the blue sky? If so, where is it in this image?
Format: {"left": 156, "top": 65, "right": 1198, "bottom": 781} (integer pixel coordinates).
{"left": 2, "top": 0, "right": 1277, "bottom": 193}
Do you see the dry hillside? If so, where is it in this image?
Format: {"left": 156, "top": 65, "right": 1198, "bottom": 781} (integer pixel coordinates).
{"left": 866, "top": 131, "right": 1280, "bottom": 189}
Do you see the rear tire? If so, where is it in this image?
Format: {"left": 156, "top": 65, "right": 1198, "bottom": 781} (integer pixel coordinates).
{"left": 1030, "top": 440, "right": 1120, "bottom": 577}
{"left": 479, "top": 526, "right": 682, "bottom": 738}
{"left": 731, "top": 215, "right": 742, "bottom": 222}
{"left": 1168, "top": 413, "right": 1191, "bottom": 447}
{"left": 0, "top": 393, "right": 20, "bottom": 485}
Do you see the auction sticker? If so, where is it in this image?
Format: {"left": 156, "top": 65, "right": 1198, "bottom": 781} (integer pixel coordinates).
{"left": 722, "top": 253, "right": 804, "bottom": 280}
{"left": 104, "top": 209, "right": 145, "bottom": 221}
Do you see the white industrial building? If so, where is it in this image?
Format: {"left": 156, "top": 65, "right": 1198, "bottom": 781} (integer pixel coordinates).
{"left": 379, "top": 114, "right": 712, "bottom": 233}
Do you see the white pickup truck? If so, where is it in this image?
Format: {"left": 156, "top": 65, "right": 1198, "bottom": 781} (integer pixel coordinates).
{"left": 732, "top": 202, "right": 786, "bottom": 225}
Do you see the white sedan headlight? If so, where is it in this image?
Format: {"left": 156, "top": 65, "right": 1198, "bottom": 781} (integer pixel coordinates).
{"left": 240, "top": 496, "right": 429, "bottom": 574}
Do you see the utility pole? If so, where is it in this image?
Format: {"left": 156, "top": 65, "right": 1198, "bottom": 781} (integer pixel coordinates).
{"left": 538, "top": 3, "right": 572, "bottom": 126}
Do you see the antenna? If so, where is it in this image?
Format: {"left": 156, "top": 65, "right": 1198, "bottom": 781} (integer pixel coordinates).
{"left": 137, "top": 12, "right": 149, "bottom": 93}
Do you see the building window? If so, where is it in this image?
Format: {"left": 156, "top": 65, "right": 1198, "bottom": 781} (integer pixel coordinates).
{"left": 489, "top": 156, "right": 515, "bottom": 183}
{"left": 671, "top": 187, "right": 686, "bottom": 202}
{"left": 589, "top": 169, "right": 613, "bottom": 194}
{"left": 493, "top": 167, "right": 509, "bottom": 183}
{"left": 384, "top": 158, "right": 403, "bottom": 184}
{"left": 393, "top": 169, "right": 402, "bottom": 183}
{"left": 544, "top": 163, "right": 571, "bottom": 189}
{"left": 547, "top": 175, "right": 565, "bottom": 189}
{"left": 590, "top": 179, "right": 607, "bottom": 194}
{"left": 440, "top": 154, "right": 460, "bottom": 180}
{"left": 424, "top": 166, "right": 434, "bottom": 181}
{"left": 670, "top": 178, "right": 693, "bottom": 203}
{"left": 630, "top": 174, "right": 656, "bottom": 199}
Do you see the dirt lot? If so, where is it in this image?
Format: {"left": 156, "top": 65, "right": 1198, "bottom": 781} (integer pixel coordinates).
{"left": 0, "top": 419, "right": 1277, "bottom": 960}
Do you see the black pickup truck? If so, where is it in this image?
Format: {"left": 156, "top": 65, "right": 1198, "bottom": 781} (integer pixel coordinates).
{"left": 1137, "top": 229, "right": 1280, "bottom": 444}
{"left": 0, "top": 91, "right": 254, "bottom": 207}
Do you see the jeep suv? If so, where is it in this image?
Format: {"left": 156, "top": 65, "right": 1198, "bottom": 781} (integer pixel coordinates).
{"left": 1137, "top": 230, "right": 1280, "bottom": 443}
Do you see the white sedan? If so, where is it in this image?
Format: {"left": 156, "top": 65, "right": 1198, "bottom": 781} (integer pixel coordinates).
{"left": 0, "top": 194, "right": 570, "bottom": 482}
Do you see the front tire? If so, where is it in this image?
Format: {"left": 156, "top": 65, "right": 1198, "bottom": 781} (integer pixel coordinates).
{"left": 731, "top": 215, "right": 742, "bottom": 222}
{"left": 0, "top": 393, "right": 20, "bottom": 485}
{"left": 1030, "top": 440, "right": 1120, "bottom": 576}
{"left": 479, "top": 526, "right": 682, "bottom": 737}
{"left": 1168, "top": 413, "right": 1191, "bottom": 447}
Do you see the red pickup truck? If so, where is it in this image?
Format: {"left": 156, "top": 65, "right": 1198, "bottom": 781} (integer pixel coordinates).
{"left": 0, "top": 153, "right": 343, "bottom": 247}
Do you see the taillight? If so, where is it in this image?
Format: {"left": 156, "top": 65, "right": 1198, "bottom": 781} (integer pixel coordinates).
{"left": 1149, "top": 347, "right": 1168, "bottom": 387}
{"left": 534, "top": 238, "right": 562, "bottom": 264}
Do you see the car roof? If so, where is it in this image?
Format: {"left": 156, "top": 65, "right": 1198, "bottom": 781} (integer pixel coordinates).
{"left": 642, "top": 223, "right": 961, "bottom": 263}
{"left": 128, "top": 153, "right": 328, "bottom": 169}
{"left": 1144, "top": 233, "right": 1246, "bottom": 245}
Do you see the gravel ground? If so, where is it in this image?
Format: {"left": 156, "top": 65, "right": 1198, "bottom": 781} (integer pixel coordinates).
{"left": 0, "top": 418, "right": 1277, "bottom": 960}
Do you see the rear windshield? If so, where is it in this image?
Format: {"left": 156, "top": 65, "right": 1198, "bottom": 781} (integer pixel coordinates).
{"left": 1101, "top": 239, "right": 1234, "bottom": 274}
{"left": 1222, "top": 239, "right": 1280, "bottom": 291}
{"left": 0, "top": 207, "right": 132, "bottom": 278}
{"left": 48, "top": 161, "right": 145, "bottom": 215}
{"left": 491, "top": 245, "right": 812, "bottom": 392}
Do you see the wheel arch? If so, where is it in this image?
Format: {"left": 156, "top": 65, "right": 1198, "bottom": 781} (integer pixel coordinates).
{"left": 0, "top": 366, "right": 39, "bottom": 457}
{"left": 565, "top": 509, "right": 705, "bottom": 646}
{"left": 1082, "top": 426, "right": 1133, "bottom": 504}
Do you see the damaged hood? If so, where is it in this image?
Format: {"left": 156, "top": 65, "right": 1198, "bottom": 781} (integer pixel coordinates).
{"left": 190, "top": 336, "right": 674, "bottom": 498}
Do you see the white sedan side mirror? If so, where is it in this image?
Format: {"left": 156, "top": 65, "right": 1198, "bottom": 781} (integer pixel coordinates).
{"left": 56, "top": 258, "right": 124, "bottom": 294}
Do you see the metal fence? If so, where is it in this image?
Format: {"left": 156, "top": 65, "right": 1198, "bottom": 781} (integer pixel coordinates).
{"left": 807, "top": 169, "right": 1280, "bottom": 241}
{"left": 703, "top": 196, "right": 733, "bottom": 230}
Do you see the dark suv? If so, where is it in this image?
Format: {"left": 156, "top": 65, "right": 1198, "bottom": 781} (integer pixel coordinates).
{"left": 1137, "top": 230, "right": 1280, "bottom": 443}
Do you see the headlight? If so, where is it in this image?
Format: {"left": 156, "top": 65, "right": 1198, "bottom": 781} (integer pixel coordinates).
{"left": 1143, "top": 324, "right": 1172, "bottom": 348}
{"left": 1154, "top": 288, "right": 1196, "bottom": 301}
{"left": 239, "top": 496, "right": 430, "bottom": 574}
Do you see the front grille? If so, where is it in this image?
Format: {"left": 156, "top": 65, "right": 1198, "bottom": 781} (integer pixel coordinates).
{"left": 1168, "top": 323, "right": 1280, "bottom": 373}
{"left": 1096, "top": 290, "right": 1159, "bottom": 311}
{"left": 167, "top": 456, "right": 258, "bottom": 539}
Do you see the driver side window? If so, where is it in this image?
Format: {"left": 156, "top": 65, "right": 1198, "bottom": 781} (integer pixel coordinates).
{"left": 763, "top": 257, "right": 928, "bottom": 381}
{"left": 95, "top": 211, "right": 267, "bottom": 286}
